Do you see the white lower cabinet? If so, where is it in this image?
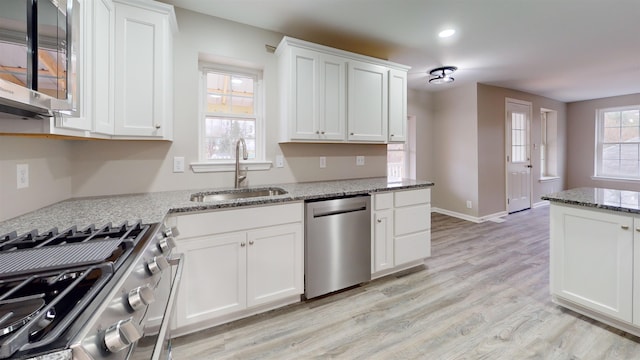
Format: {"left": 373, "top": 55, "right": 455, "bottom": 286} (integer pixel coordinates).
{"left": 372, "top": 188, "right": 431, "bottom": 277}
{"left": 172, "top": 203, "right": 303, "bottom": 335}
{"left": 550, "top": 204, "right": 635, "bottom": 328}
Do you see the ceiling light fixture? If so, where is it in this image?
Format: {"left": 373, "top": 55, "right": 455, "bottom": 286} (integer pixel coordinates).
{"left": 438, "top": 29, "right": 455, "bottom": 38}
{"left": 428, "top": 66, "right": 457, "bottom": 84}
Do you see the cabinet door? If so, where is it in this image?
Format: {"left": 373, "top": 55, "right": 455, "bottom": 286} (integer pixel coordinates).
{"left": 373, "top": 209, "right": 394, "bottom": 273}
{"left": 388, "top": 69, "right": 407, "bottom": 142}
{"left": 113, "top": 2, "right": 170, "bottom": 137}
{"left": 246, "top": 223, "right": 303, "bottom": 307}
{"left": 174, "top": 233, "right": 247, "bottom": 329}
{"left": 288, "top": 47, "right": 318, "bottom": 140}
{"left": 92, "top": 0, "right": 115, "bottom": 134}
{"left": 317, "top": 53, "right": 346, "bottom": 140}
{"left": 634, "top": 218, "right": 640, "bottom": 326}
{"left": 550, "top": 205, "right": 633, "bottom": 322}
{"left": 347, "top": 60, "right": 388, "bottom": 142}
{"left": 287, "top": 49, "right": 346, "bottom": 141}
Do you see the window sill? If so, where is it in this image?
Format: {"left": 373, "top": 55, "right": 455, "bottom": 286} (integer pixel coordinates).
{"left": 538, "top": 176, "right": 560, "bottom": 183}
{"left": 190, "top": 161, "right": 273, "bottom": 173}
{"left": 591, "top": 175, "right": 640, "bottom": 182}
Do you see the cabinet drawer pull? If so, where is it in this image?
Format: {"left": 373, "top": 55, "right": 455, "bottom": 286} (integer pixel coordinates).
{"left": 621, "top": 225, "right": 630, "bottom": 230}
{"left": 377, "top": 218, "right": 382, "bottom": 223}
{"left": 249, "top": 240, "right": 254, "bottom": 245}
{"left": 240, "top": 242, "right": 246, "bottom": 247}
{"left": 636, "top": 228, "right": 640, "bottom": 232}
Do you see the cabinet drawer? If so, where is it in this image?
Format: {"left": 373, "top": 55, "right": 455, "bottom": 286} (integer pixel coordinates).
{"left": 394, "top": 205, "right": 430, "bottom": 236}
{"left": 175, "top": 202, "right": 304, "bottom": 239}
{"left": 374, "top": 192, "right": 394, "bottom": 210}
{"left": 394, "top": 189, "right": 430, "bottom": 207}
{"left": 395, "top": 231, "right": 430, "bottom": 265}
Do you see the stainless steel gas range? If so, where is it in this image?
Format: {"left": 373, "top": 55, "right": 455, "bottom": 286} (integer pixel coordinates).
{"left": 0, "top": 220, "right": 183, "bottom": 360}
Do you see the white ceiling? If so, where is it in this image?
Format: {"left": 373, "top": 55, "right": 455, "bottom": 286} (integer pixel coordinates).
{"left": 162, "top": 0, "right": 640, "bottom": 102}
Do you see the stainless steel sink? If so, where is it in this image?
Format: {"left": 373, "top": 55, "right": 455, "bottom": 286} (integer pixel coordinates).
{"left": 190, "top": 187, "right": 288, "bottom": 202}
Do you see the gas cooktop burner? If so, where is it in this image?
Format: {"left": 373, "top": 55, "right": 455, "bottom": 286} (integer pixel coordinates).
{"left": 0, "top": 298, "right": 45, "bottom": 337}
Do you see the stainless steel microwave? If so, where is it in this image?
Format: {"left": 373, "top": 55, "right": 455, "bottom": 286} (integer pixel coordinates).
{"left": 0, "top": 0, "right": 79, "bottom": 119}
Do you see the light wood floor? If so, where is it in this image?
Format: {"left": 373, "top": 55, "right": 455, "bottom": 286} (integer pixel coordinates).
{"left": 171, "top": 206, "right": 640, "bottom": 359}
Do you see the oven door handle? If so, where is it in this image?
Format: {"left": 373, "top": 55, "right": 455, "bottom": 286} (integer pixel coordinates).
{"left": 151, "top": 253, "right": 184, "bottom": 360}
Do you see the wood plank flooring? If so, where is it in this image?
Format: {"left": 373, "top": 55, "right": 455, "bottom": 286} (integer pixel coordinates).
{"left": 171, "top": 206, "right": 640, "bottom": 359}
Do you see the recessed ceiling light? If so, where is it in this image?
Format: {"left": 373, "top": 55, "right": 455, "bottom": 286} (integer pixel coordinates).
{"left": 438, "top": 29, "right": 455, "bottom": 38}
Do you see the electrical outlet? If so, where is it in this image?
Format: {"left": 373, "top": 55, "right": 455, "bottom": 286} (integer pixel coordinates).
{"left": 173, "top": 157, "right": 185, "bottom": 173}
{"left": 17, "top": 164, "right": 29, "bottom": 189}
{"left": 319, "top": 156, "right": 326, "bottom": 168}
{"left": 276, "top": 155, "right": 284, "bottom": 168}
{"left": 356, "top": 156, "right": 365, "bottom": 166}
{"left": 466, "top": 200, "right": 472, "bottom": 209}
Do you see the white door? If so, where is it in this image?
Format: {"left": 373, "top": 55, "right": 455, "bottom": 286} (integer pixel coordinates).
{"left": 506, "top": 99, "right": 532, "bottom": 213}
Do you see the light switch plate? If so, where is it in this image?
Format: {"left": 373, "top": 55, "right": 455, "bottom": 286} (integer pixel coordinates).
{"left": 173, "top": 157, "right": 185, "bottom": 173}
{"left": 319, "top": 156, "right": 326, "bottom": 168}
{"left": 356, "top": 156, "right": 365, "bottom": 166}
{"left": 17, "top": 164, "right": 29, "bottom": 189}
{"left": 276, "top": 155, "right": 284, "bottom": 168}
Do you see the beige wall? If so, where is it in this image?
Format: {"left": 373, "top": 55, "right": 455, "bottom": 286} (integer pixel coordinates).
{"left": 477, "top": 84, "right": 567, "bottom": 216}
{"left": 567, "top": 93, "right": 640, "bottom": 191}
{"left": 408, "top": 89, "right": 434, "bottom": 182}
{"left": 0, "top": 137, "right": 72, "bottom": 221}
{"left": 432, "top": 83, "right": 479, "bottom": 216}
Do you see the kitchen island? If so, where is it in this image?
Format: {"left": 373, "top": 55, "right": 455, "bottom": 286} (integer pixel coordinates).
{"left": 543, "top": 187, "right": 640, "bottom": 337}
{"left": 0, "top": 177, "right": 433, "bottom": 234}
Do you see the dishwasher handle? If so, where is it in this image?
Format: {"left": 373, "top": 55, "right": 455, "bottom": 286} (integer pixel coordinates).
{"left": 312, "top": 199, "right": 369, "bottom": 218}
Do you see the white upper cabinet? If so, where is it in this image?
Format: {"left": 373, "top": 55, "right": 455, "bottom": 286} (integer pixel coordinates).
{"left": 279, "top": 46, "right": 346, "bottom": 141}
{"left": 276, "top": 37, "right": 409, "bottom": 144}
{"left": 388, "top": 69, "right": 407, "bottom": 142}
{"left": 347, "top": 60, "right": 388, "bottom": 142}
{"left": 113, "top": 0, "right": 176, "bottom": 139}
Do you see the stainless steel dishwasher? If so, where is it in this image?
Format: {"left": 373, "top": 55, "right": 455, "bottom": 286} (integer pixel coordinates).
{"left": 305, "top": 195, "right": 371, "bottom": 299}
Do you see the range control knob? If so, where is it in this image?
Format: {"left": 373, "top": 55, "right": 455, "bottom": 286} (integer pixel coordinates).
{"left": 162, "top": 226, "right": 180, "bottom": 238}
{"left": 158, "top": 237, "right": 176, "bottom": 254}
{"left": 104, "top": 318, "right": 142, "bottom": 353}
{"left": 146, "top": 255, "right": 169, "bottom": 275}
{"left": 127, "top": 285, "right": 156, "bottom": 311}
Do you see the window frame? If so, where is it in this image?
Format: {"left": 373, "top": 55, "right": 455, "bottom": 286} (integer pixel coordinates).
{"left": 594, "top": 105, "right": 640, "bottom": 181}
{"left": 191, "top": 62, "right": 271, "bottom": 173}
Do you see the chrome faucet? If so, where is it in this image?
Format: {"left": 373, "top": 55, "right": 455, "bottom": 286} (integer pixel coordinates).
{"left": 235, "top": 138, "right": 249, "bottom": 188}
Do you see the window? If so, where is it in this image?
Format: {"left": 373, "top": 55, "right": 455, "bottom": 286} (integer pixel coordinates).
{"left": 511, "top": 112, "right": 528, "bottom": 163}
{"left": 387, "top": 143, "right": 406, "bottom": 180}
{"left": 387, "top": 115, "right": 416, "bottom": 181}
{"left": 595, "top": 106, "right": 640, "bottom": 180}
{"left": 192, "top": 64, "right": 270, "bottom": 173}
{"left": 540, "top": 109, "right": 558, "bottom": 179}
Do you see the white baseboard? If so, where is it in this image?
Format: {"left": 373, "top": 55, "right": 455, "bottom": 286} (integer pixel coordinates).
{"left": 431, "top": 207, "right": 508, "bottom": 223}
{"left": 533, "top": 200, "right": 550, "bottom": 208}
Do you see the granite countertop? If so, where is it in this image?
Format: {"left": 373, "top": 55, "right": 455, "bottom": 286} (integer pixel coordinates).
{"left": 542, "top": 187, "right": 640, "bottom": 214}
{"left": 0, "top": 177, "right": 434, "bottom": 235}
